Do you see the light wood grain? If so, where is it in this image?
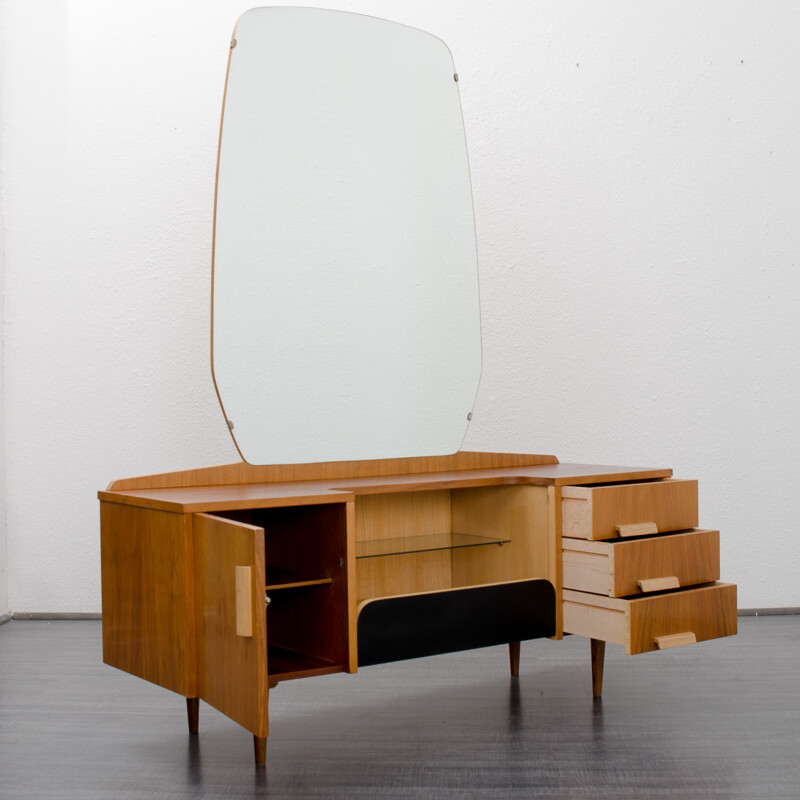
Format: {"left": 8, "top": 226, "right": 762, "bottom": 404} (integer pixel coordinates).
{"left": 335, "top": 464, "right": 673, "bottom": 493}
{"left": 561, "top": 479, "right": 698, "bottom": 541}
{"left": 100, "top": 454, "right": 707, "bottom": 768}
{"left": 100, "top": 502, "right": 197, "bottom": 697}
{"left": 356, "top": 491, "right": 452, "bottom": 601}
{"left": 616, "top": 522, "right": 658, "bottom": 538}
{"left": 356, "top": 491, "right": 451, "bottom": 542}
{"left": 562, "top": 594, "right": 628, "bottom": 644}
{"left": 235, "top": 566, "right": 253, "bottom": 637}
{"left": 355, "top": 485, "right": 556, "bottom": 602}
{"left": 655, "top": 632, "right": 697, "bottom": 649}
{"left": 628, "top": 583, "right": 736, "bottom": 655}
{"left": 450, "top": 485, "right": 552, "bottom": 587}
{"left": 193, "top": 513, "right": 268, "bottom": 737}
{"left": 107, "top": 452, "right": 559, "bottom": 491}
{"left": 638, "top": 577, "right": 680, "bottom": 593}
{"left": 357, "top": 550, "right": 453, "bottom": 603}
{"left": 548, "top": 486, "right": 563, "bottom": 638}
{"left": 562, "top": 548, "right": 611, "bottom": 595}
{"left": 562, "top": 528, "right": 720, "bottom": 597}
{"left": 563, "top": 583, "right": 737, "bottom": 655}
{"left": 100, "top": 462, "right": 675, "bottom": 515}
{"left": 98, "top": 482, "right": 354, "bottom": 514}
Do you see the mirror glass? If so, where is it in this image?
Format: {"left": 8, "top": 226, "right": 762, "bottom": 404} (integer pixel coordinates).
{"left": 212, "top": 7, "right": 482, "bottom": 464}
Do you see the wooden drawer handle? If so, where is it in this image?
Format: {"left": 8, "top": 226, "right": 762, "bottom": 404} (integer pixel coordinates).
{"left": 655, "top": 632, "right": 697, "bottom": 649}
{"left": 235, "top": 565, "right": 253, "bottom": 638}
{"left": 637, "top": 576, "right": 680, "bottom": 593}
{"left": 616, "top": 522, "right": 658, "bottom": 538}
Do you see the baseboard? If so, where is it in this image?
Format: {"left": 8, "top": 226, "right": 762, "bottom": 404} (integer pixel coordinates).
{"left": 737, "top": 607, "right": 800, "bottom": 617}
{"left": 11, "top": 612, "right": 102, "bottom": 620}
{"left": 2, "top": 608, "right": 797, "bottom": 623}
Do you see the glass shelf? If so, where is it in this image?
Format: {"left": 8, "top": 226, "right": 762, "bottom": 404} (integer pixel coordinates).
{"left": 356, "top": 532, "right": 509, "bottom": 560}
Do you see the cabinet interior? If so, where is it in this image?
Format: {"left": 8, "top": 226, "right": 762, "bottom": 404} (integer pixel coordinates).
{"left": 355, "top": 484, "right": 551, "bottom": 603}
{"left": 211, "top": 504, "right": 349, "bottom": 681}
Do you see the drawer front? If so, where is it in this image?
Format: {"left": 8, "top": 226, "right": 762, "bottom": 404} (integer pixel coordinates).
{"left": 563, "top": 528, "right": 720, "bottom": 597}
{"left": 561, "top": 479, "right": 698, "bottom": 541}
{"left": 563, "top": 583, "right": 737, "bottom": 655}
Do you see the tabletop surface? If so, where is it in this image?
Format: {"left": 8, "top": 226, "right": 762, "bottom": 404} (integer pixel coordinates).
{"left": 98, "top": 463, "right": 673, "bottom": 514}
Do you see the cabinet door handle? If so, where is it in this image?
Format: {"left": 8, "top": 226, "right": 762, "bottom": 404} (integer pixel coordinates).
{"left": 616, "top": 522, "right": 658, "bottom": 538}
{"left": 637, "top": 576, "right": 680, "bottom": 593}
{"left": 655, "top": 631, "right": 696, "bottom": 649}
{"left": 235, "top": 566, "right": 253, "bottom": 637}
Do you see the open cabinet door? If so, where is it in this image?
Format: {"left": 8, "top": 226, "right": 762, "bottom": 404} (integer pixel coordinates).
{"left": 194, "top": 512, "right": 269, "bottom": 738}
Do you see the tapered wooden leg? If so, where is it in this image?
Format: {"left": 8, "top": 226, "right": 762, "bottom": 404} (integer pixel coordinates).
{"left": 253, "top": 735, "right": 267, "bottom": 767}
{"left": 186, "top": 697, "right": 199, "bottom": 735}
{"left": 590, "top": 638, "right": 605, "bottom": 698}
{"left": 508, "top": 641, "right": 521, "bottom": 677}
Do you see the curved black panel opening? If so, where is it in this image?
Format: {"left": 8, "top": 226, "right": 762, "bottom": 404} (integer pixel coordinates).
{"left": 357, "top": 579, "right": 555, "bottom": 667}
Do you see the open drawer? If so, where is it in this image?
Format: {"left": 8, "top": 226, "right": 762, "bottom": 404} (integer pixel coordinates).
{"left": 563, "top": 582, "right": 737, "bottom": 655}
{"left": 561, "top": 479, "right": 698, "bottom": 540}
{"left": 562, "top": 528, "right": 720, "bottom": 597}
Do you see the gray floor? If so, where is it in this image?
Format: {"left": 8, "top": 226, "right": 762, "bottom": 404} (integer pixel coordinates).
{"left": 0, "top": 617, "right": 798, "bottom": 799}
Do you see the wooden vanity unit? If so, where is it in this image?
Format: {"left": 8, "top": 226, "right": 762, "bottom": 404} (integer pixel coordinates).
{"left": 98, "top": 450, "right": 737, "bottom": 766}
{"left": 98, "top": 8, "right": 737, "bottom": 770}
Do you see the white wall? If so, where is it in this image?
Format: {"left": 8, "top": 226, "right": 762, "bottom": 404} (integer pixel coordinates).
{"left": 0, "top": 1, "right": 7, "bottom": 617}
{"left": 2, "top": 0, "right": 798, "bottom": 612}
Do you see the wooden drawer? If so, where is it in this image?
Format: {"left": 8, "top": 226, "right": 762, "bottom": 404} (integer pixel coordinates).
{"left": 562, "top": 528, "right": 719, "bottom": 597}
{"left": 561, "top": 479, "right": 698, "bottom": 540}
{"left": 563, "top": 582, "right": 737, "bottom": 655}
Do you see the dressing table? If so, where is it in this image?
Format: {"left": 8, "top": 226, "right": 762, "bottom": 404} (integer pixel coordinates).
{"left": 99, "top": 8, "right": 736, "bottom": 767}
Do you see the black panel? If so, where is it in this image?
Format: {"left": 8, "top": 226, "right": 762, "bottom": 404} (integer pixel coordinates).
{"left": 357, "top": 579, "right": 555, "bottom": 667}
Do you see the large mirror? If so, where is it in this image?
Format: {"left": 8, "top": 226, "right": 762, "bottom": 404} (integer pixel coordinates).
{"left": 212, "top": 7, "right": 482, "bottom": 464}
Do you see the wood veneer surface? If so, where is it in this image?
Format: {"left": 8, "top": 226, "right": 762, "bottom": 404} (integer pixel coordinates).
{"left": 563, "top": 583, "right": 738, "bottom": 655}
{"left": 562, "top": 528, "right": 721, "bottom": 597}
{"left": 99, "top": 463, "right": 673, "bottom": 514}
{"left": 100, "top": 502, "right": 197, "bottom": 696}
{"left": 450, "top": 485, "right": 552, "bottom": 588}
{"left": 356, "top": 491, "right": 453, "bottom": 601}
{"left": 106, "top": 451, "right": 560, "bottom": 491}
{"left": 561, "top": 479, "right": 697, "bottom": 541}
{"left": 193, "top": 513, "right": 269, "bottom": 737}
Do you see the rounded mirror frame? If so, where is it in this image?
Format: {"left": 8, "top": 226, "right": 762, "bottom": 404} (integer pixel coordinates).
{"left": 212, "top": 8, "right": 482, "bottom": 464}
